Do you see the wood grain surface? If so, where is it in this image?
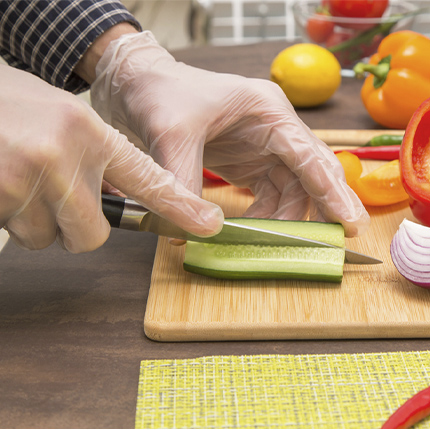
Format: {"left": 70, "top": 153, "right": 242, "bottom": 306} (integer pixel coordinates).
{"left": 313, "top": 129, "right": 402, "bottom": 146}
{"left": 144, "top": 153, "right": 427, "bottom": 342}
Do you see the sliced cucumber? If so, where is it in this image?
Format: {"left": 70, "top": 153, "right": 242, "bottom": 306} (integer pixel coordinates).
{"left": 183, "top": 219, "right": 345, "bottom": 282}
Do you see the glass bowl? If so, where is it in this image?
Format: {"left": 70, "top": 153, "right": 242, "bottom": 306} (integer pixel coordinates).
{"left": 292, "top": 1, "right": 419, "bottom": 69}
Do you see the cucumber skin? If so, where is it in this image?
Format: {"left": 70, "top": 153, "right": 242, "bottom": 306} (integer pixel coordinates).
{"left": 183, "top": 219, "right": 345, "bottom": 283}
{"left": 183, "top": 264, "right": 343, "bottom": 283}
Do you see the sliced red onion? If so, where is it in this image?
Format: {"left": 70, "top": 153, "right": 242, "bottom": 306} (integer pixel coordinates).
{"left": 390, "top": 219, "right": 430, "bottom": 288}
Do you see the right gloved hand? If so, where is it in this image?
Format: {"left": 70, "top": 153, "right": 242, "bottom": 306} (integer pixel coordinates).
{"left": 91, "top": 31, "right": 370, "bottom": 238}
{"left": 0, "top": 65, "right": 224, "bottom": 253}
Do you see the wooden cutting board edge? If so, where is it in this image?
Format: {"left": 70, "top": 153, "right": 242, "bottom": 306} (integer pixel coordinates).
{"left": 312, "top": 129, "right": 402, "bottom": 146}
{"left": 144, "top": 320, "right": 430, "bottom": 342}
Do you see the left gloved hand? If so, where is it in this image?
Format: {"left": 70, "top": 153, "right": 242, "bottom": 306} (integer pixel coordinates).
{"left": 91, "top": 31, "right": 370, "bottom": 237}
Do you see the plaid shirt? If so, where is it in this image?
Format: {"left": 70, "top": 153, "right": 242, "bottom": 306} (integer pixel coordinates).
{"left": 0, "top": 0, "right": 141, "bottom": 93}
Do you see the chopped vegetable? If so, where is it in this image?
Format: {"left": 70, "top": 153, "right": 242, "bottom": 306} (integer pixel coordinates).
{"left": 350, "top": 159, "right": 409, "bottom": 207}
{"left": 354, "top": 31, "right": 430, "bottom": 129}
{"left": 335, "top": 151, "right": 363, "bottom": 186}
{"left": 400, "top": 97, "right": 430, "bottom": 227}
{"left": 184, "top": 218, "right": 345, "bottom": 282}
{"left": 203, "top": 168, "right": 228, "bottom": 183}
{"left": 390, "top": 219, "right": 430, "bottom": 288}
{"left": 381, "top": 385, "right": 430, "bottom": 429}
{"left": 334, "top": 146, "right": 400, "bottom": 160}
{"left": 365, "top": 134, "right": 404, "bottom": 147}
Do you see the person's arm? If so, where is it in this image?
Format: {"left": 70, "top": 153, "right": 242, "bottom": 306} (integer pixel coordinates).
{"left": 74, "top": 22, "right": 138, "bottom": 84}
{"left": 0, "top": 0, "right": 141, "bottom": 93}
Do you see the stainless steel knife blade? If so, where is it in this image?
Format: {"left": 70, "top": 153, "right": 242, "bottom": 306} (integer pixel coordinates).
{"left": 101, "top": 194, "right": 382, "bottom": 265}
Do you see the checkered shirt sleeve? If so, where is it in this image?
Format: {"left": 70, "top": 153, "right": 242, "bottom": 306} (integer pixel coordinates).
{"left": 0, "top": 0, "right": 141, "bottom": 93}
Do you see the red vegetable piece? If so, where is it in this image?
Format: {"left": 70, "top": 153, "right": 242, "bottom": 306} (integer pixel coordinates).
{"left": 400, "top": 97, "right": 430, "bottom": 227}
{"left": 381, "top": 386, "right": 430, "bottom": 429}
{"left": 306, "top": 12, "right": 335, "bottom": 43}
{"left": 334, "top": 145, "right": 400, "bottom": 160}
{"left": 203, "top": 168, "right": 227, "bottom": 183}
{"left": 328, "top": 0, "right": 388, "bottom": 18}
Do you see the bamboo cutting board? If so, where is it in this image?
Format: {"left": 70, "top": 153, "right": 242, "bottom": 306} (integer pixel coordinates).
{"left": 144, "top": 157, "right": 430, "bottom": 342}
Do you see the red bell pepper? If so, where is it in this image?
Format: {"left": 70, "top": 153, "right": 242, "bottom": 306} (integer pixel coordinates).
{"left": 400, "top": 97, "right": 430, "bottom": 226}
{"left": 381, "top": 386, "right": 430, "bottom": 429}
{"left": 203, "top": 168, "right": 228, "bottom": 184}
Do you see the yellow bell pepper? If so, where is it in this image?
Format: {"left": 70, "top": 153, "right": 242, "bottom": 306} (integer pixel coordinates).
{"left": 335, "top": 151, "right": 362, "bottom": 186}
{"left": 350, "top": 160, "right": 409, "bottom": 206}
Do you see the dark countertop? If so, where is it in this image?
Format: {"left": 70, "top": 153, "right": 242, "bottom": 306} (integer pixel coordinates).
{"left": 1, "top": 41, "right": 427, "bottom": 429}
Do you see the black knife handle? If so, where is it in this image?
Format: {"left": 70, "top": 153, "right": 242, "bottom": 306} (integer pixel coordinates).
{"left": 101, "top": 193, "right": 125, "bottom": 228}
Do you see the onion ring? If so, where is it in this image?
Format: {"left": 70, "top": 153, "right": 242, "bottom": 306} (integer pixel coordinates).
{"left": 390, "top": 219, "right": 430, "bottom": 288}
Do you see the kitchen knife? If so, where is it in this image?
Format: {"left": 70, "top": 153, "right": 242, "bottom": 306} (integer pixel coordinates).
{"left": 101, "top": 193, "right": 382, "bottom": 265}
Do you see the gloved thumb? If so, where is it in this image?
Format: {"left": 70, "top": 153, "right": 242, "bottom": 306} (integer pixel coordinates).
{"left": 102, "top": 127, "right": 224, "bottom": 237}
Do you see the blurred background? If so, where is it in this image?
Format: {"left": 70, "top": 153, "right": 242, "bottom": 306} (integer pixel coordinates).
{"left": 122, "top": 0, "right": 429, "bottom": 50}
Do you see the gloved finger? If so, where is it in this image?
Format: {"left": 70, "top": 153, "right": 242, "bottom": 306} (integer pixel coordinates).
{"left": 149, "top": 124, "right": 205, "bottom": 196}
{"left": 55, "top": 186, "right": 111, "bottom": 254}
{"left": 168, "top": 238, "right": 187, "bottom": 246}
{"left": 266, "top": 122, "right": 370, "bottom": 237}
{"left": 103, "top": 127, "right": 224, "bottom": 237}
{"left": 102, "top": 179, "right": 126, "bottom": 197}
{"left": 309, "top": 201, "right": 327, "bottom": 223}
{"left": 243, "top": 178, "right": 281, "bottom": 218}
{"left": 244, "top": 166, "right": 310, "bottom": 221}
{"left": 267, "top": 165, "right": 310, "bottom": 220}
{"left": 0, "top": 166, "right": 41, "bottom": 229}
{"left": 5, "top": 201, "right": 57, "bottom": 250}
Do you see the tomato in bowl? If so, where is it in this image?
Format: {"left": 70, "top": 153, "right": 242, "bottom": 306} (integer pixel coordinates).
{"left": 292, "top": 0, "right": 418, "bottom": 68}
{"left": 328, "top": 0, "right": 388, "bottom": 19}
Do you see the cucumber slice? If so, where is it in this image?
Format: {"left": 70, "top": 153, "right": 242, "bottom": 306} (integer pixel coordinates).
{"left": 183, "top": 219, "right": 345, "bottom": 282}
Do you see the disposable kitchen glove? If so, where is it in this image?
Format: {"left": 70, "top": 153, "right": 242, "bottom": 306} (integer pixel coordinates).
{"left": 0, "top": 65, "right": 223, "bottom": 253}
{"left": 91, "top": 31, "right": 370, "bottom": 237}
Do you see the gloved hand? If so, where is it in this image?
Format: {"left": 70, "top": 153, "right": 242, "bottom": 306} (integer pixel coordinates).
{"left": 91, "top": 31, "right": 369, "bottom": 237}
{"left": 0, "top": 65, "right": 223, "bottom": 252}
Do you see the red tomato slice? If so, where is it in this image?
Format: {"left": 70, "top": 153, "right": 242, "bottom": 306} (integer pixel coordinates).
{"left": 328, "top": 0, "right": 388, "bottom": 18}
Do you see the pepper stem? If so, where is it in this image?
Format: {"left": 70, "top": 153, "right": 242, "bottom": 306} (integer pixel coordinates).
{"left": 354, "top": 61, "right": 390, "bottom": 80}
{"left": 353, "top": 55, "right": 391, "bottom": 89}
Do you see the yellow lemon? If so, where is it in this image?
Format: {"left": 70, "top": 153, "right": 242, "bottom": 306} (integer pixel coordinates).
{"left": 270, "top": 44, "right": 341, "bottom": 108}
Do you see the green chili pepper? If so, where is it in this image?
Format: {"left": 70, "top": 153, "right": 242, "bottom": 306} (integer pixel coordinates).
{"left": 365, "top": 134, "right": 404, "bottom": 147}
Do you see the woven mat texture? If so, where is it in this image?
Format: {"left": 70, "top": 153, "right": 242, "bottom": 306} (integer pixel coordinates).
{"left": 135, "top": 351, "right": 430, "bottom": 429}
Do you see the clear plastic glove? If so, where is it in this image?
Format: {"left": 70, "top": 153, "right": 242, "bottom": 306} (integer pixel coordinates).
{"left": 91, "top": 31, "right": 369, "bottom": 237}
{"left": 0, "top": 65, "right": 223, "bottom": 252}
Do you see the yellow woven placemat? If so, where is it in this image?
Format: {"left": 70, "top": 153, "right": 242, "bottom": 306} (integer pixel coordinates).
{"left": 135, "top": 351, "right": 430, "bottom": 429}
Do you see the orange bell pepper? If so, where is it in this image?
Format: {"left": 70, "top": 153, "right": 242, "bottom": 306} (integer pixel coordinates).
{"left": 350, "top": 159, "right": 409, "bottom": 206}
{"left": 353, "top": 31, "right": 430, "bottom": 130}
